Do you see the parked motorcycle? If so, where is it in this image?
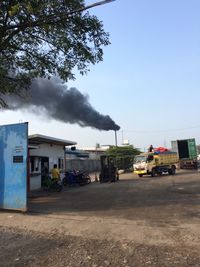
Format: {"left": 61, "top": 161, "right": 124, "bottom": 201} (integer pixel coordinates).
{"left": 62, "top": 170, "right": 91, "bottom": 187}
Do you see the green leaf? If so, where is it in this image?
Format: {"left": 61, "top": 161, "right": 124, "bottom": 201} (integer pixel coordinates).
{"left": 8, "top": 4, "right": 20, "bottom": 16}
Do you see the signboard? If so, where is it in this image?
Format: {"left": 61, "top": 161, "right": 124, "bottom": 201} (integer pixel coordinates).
{"left": 0, "top": 123, "right": 28, "bottom": 211}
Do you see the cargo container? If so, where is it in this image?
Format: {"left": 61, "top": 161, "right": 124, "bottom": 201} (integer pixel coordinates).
{"left": 171, "top": 138, "right": 198, "bottom": 169}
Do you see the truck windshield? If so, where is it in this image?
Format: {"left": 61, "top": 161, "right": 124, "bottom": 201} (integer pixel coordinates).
{"left": 134, "top": 156, "right": 146, "bottom": 163}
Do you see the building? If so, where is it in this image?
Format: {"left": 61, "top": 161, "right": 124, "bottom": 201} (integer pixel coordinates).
{"left": 65, "top": 147, "right": 89, "bottom": 159}
{"left": 29, "top": 134, "right": 76, "bottom": 190}
{"left": 64, "top": 146, "right": 108, "bottom": 173}
{"left": 80, "top": 146, "right": 109, "bottom": 160}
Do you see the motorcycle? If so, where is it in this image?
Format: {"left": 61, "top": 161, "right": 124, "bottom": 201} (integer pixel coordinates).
{"left": 42, "top": 176, "right": 63, "bottom": 192}
{"left": 62, "top": 170, "right": 91, "bottom": 187}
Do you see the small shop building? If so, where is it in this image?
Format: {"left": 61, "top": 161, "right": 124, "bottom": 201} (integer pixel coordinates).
{"left": 29, "top": 134, "right": 76, "bottom": 190}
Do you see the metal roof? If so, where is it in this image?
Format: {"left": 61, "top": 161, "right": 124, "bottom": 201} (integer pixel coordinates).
{"left": 65, "top": 149, "right": 89, "bottom": 158}
{"left": 28, "top": 134, "right": 77, "bottom": 147}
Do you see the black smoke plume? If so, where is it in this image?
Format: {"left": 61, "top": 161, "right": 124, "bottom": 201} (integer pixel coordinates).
{"left": 4, "top": 79, "right": 120, "bottom": 131}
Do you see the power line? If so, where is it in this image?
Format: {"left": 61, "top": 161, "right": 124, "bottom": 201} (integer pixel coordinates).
{"left": 123, "top": 124, "right": 200, "bottom": 134}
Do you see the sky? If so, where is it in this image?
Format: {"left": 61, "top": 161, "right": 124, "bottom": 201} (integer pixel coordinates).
{"left": 1, "top": 0, "right": 200, "bottom": 150}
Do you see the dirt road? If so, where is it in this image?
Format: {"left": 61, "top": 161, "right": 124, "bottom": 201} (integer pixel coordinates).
{"left": 1, "top": 170, "right": 200, "bottom": 266}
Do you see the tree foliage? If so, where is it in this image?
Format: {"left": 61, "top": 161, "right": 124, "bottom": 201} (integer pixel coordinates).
{"left": 0, "top": 0, "right": 111, "bottom": 106}
{"left": 106, "top": 145, "right": 141, "bottom": 171}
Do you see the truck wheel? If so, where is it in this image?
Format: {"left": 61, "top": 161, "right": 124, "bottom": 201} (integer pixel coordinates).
{"left": 151, "top": 168, "right": 156, "bottom": 177}
{"left": 138, "top": 174, "right": 143, "bottom": 177}
{"left": 168, "top": 166, "right": 176, "bottom": 175}
{"left": 171, "top": 166, "right": 176, "bottom": 175}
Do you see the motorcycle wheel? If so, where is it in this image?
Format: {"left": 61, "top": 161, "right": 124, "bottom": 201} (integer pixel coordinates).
{"left": 62, "top": 177, "right": 68, "bottom": 186}
{"left": 56, "top": 184, "right": 63, "bottom": 192}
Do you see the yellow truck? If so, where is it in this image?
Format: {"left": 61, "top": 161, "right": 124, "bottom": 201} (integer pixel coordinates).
{"left": 133, "top": 151, "right": 178, "bottom": 177}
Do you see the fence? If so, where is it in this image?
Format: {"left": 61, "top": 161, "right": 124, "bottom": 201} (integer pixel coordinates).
{"left": 65, "top": 159, "right": 101, "bottom": 172}
{"left": 65, "top": 157, "right": 134, "bottom": 173}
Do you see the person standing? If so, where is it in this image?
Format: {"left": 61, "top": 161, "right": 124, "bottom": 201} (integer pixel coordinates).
{"left": 50, "top": 164, "right": 60, "bottom": 181}
{"left": 148, "top": 145, "right": 154, "bottom": 152}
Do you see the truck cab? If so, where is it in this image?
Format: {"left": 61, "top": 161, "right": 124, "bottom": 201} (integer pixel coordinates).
{"left": 133, "top": 153, "right": 154, "bottom": 177}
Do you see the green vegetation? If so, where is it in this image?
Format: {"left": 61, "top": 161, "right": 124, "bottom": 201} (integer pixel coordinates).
{"left": 106, "top": 145, "right": 141, "bottom": 171}
{"left": 0, "top": 1, "right": 111, "bottom": 106}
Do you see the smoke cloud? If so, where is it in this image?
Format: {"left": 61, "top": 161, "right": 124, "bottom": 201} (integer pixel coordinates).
{"left": 4, "top": 79, "right": 120, "bottom": 131}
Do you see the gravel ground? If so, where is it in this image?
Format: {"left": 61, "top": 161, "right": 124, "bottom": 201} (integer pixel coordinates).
{"left": 1, "top": 170, "right": 200, "bottom": 266}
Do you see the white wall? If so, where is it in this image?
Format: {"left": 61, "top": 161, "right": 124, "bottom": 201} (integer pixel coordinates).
{"left": 29, "top": 143, "right": 66, "bottom": 191}
{"left": 30, "top": 174, "right": 41, "bottom": 190}
{"left": 30, "top": 143, "right": 65, "bottom": 169}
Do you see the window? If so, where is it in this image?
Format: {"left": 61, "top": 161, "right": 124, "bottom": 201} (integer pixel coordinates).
{"left": 58, "top": 158, "right": 64, "bottom": 170}
{"left": 30, "top": 156, "right": 40, "bottom": 172}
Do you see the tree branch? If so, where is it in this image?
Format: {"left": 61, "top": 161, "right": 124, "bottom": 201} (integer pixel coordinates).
{"left": 3, "top": 0, "right": 116, "bottom": 31}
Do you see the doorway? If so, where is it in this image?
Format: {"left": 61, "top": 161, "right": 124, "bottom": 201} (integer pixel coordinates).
{"left": 41, "top": 157, "right": 49, "bottom": 186}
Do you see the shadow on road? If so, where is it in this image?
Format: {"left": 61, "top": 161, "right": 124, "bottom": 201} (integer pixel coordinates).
{"left": 27, "top": 170, "right": 200, "bottom": 224}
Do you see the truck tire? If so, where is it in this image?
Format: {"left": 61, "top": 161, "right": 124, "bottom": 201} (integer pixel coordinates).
{"left": 151, "top": 168, "right": 156, "bottom": 177}
{"left": 138, "top": 174, "right": 143, "bottom": 177}
{"left": 168, "top": 166, "right": 176, "bottom": 175}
